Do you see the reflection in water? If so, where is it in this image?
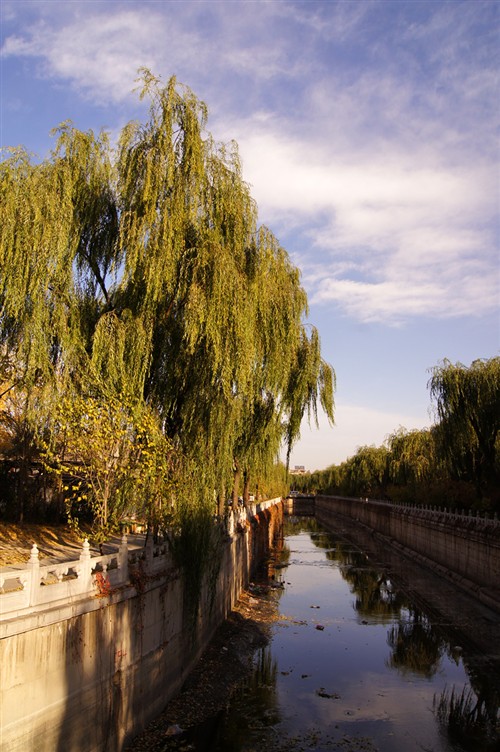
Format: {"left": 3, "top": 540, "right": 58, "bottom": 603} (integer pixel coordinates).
{"left": 344, "top": 564, "right": 403, "bottom": 621}
{"left": 167, "top": 516, "right": 500, "bottom": 751}
{"left": 386, "top": 608, "right": 445, "bottom": 677}
{"left": 278, "top": 517, "right": 500, "bottom": 751}
{"left": 210, "top": 645, "right": 281, "bottom": 750}
{"left": 308, "top": 523, "right": 406, "bottom": 622}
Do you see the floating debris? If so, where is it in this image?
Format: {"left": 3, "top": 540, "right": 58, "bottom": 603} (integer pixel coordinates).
{"left": 316, "top": 688, "right": 341, "bottom": 699}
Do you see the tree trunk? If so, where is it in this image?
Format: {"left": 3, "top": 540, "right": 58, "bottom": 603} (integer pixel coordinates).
{"left": 231, "top": 460, "right": 241, "bottom": 513}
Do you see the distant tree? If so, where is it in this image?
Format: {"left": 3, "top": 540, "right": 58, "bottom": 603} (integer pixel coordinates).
{"left": 341, "top": 445, "right": 390, "bottom": 498}
{"left": 428, "top": 358, "right": 500, "bottom": 506}
{"left": 386, "top": 426, "right": 443, "bottom": 504}
{"left": 311, "top": 464, "right": 341, "bottom": 495}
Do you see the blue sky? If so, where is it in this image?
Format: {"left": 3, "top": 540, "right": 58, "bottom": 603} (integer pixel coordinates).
{"left": 1, "top": 0, "right": 499, "bottom": 471}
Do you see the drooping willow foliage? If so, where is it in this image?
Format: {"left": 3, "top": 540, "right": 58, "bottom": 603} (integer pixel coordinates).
{"left": 292, "top": 358, "right": 499, "bottom": 511}
{"left": 428, "top": 358, "right": 500, "bottom": 494}
{"left": 0, "top": 70, "right": 335, "bottom": 534}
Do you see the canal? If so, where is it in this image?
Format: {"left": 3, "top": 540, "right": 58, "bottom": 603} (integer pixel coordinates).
{"left": 173, "top": 515, "right": 500, "bottom": 752}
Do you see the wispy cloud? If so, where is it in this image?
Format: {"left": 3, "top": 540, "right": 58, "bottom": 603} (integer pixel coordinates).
{"left": 2, "top": 9, "right": 172, "bottom": 104}
{"left": 228, "top": 123, "right": 497, "bottom": 323}
{"left": 0, "top": 2, "right": 312, "bottom": 104}
{"left": 2, "top": 0, "right": 498, "bottom": 327}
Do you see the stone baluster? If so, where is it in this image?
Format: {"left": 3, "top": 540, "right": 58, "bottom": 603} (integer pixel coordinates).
{"left": 145, "top": 535, "right": 153, "bottom": 571}
{"left": 79, "top": 539, "right": 92, "bottom": 592}
{"left": 228, "top": 511, "right": 235, "bottom": 537}
{"left": 55, "top": 567, "right": 67, "bottom": 582}
{"left": 28, "top": 543, "right": 40, "bottom": 607}
{"left": 119, "top": 534, "right": 128, "bottom": 584}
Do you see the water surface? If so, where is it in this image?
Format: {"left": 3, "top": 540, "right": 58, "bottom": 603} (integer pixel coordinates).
{"left": 186, "top": 516, "right": 500, "bottom": 751}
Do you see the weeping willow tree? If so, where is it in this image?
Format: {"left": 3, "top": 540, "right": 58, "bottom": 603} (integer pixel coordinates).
{"left": 230, "top": 227, "right": 335, "bottom": 506}
{"left": 114, "top": 70, "right": 334, "bottom": 511}
{"left": 0, "top": 70, "right": 335, "bottom": 552}
{"left": 339, "top": 445, "right": 390, "bottom": 498}
{"left": 116, "top": 73, "right": 259, "bottom": 507}
{"left": 429, "top": 358, "right": 500, "bottom": 504}
{"left": 0, "top": 130, "right": 120, "bottom": 521}
{"left": 388, "top": 428, "right": 435, "bottom": 486}
{"left": 0, "top": 125, "right": 119, "bottom": 384}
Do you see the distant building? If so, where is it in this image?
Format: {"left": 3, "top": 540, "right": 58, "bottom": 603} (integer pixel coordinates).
{"left": 289, "top": 465, "right": 306, "bottom": 475}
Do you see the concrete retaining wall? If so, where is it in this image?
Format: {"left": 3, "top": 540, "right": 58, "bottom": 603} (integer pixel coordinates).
{"left": 315, "top": 496, "right": 500, "bottom": 613}
{"left": 283, "top": 496, "right": 315, "bottom": 516}
{"left": 0, "top": 500, "right": 284, "bottom": 752}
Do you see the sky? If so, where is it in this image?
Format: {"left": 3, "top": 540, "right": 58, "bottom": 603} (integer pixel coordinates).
{"left": 1, "top": 0, "right": 499, "bottom": 472}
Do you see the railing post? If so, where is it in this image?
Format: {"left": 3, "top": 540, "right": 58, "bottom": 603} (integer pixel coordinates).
{"left": 28, "top": 544, "right": 40, "bottom": 607}
{"left": 119, "top": 534, "right": 129, "bottom": 584}
{"left": 228, "top": 510, "right": 235, "bottom": 537}
{"left": 79, "top": 539, "right": 92, "bottom": 592}
{"left": 145, "top": 535, "right": 153, "bottom": 571}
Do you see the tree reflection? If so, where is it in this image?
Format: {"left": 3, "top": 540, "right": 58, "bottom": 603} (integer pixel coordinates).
{"left": 281, "top": 514, "right": 500, "bottom": 745}
{"left": 305, "top": 520, "right": 453, "bottom": 678}
{"left": 308, "top": 525, "right": 407, "bottom": 621}
{"left": 218, "top": 645, "right": 281, "bottom": 747}
{"left": 352, "top": 571, "right": 406, "bottom": 620}
{"left": 386, "top": 608, "right": 445, "bottom": 677}
{"left": 283, "top": 516, "right": 320, "bottom": 536}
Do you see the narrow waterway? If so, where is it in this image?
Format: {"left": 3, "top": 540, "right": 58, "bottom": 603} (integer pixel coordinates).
{"left": 174, "top": 515, "right": 500, "bottom": 752}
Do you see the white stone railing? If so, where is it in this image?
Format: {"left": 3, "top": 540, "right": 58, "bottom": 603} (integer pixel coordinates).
{"left": 0, "top": 536, "right": 136, "bottom": 620}
{"left": 0, "top": 498, "right": 283, "bottom": 620}
{"left": 226, "top": 498, "right": 282, "bottom": 535}
{"left": 317, "top": 495, "right": 500, "bottom": 529}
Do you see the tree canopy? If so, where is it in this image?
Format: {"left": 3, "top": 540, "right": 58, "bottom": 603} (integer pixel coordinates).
{"left": 294, "top": 358, "right": 499, "bottom": 512}
{"left": 0, "top": 70, "right": 335, "bottom": 528}
{"left": 428, "top": 357, "right": 500, "bottom": 499}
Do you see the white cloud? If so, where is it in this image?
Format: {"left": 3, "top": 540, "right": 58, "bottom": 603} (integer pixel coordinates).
{"left": 228, "top": 124, "right": 497, "bottom": 324}
{"left": 0, "top": 2, "right": 311, "bottom": 105}
{"left": 1, "top": 8, "right": 197, "bottom": 104}
{"left": 3, "top": 1, "right": 498, "bottom": 327}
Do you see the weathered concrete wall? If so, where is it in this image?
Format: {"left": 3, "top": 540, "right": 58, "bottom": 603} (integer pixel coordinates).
{"left": 0, "top": 501, "right": 284, "bottom": 752}
{"left": 315, "top": 496, "right": 500, "bottom": 613}
{"left": 283, "top": 496, "right": 315, "bottom": 516}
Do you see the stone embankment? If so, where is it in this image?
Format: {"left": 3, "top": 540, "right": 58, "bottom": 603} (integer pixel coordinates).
{"left": 0, "top": 499, "right": 284, "bottom": 752}
{"left": 315, "top": 495, "right": 500, "bottom": 613}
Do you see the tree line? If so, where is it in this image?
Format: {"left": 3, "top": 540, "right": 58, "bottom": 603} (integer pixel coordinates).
{"left": 292, "top": 357, "right": 500, "bottom": 513}
{"left": 0, "top": 71, "right": 335, "bottom": 542}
